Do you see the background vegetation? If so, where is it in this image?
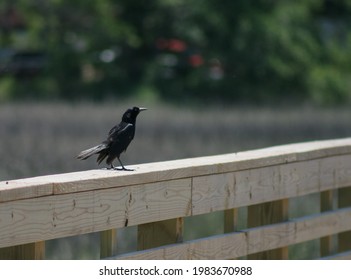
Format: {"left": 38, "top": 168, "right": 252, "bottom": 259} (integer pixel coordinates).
{"left": 1, "top": 0, "right": 351, "bottom": 104}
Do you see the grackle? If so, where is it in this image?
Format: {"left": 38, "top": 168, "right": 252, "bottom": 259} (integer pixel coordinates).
{"left": 77, "top": 106, "right": 147, "bottom": 171}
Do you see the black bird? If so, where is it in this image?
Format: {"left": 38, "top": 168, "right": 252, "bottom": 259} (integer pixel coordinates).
{"left": 77, "top": 106, "right": 147, "bottom": 171}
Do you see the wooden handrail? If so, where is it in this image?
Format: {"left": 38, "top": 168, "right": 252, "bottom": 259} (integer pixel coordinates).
{"left": 1, "top": 138, "right": 351, "bottom": 259}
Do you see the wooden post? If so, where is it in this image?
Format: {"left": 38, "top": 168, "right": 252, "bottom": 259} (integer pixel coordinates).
{"left": 320, "top": 190, "right": 337, "bottom": 257}
{"left": 100, "top": 229, "right": 117, "bottom": 258}
{"left": 137, "top": 218, "right": 183, "bottom": 250}
{"left": 247, "top": 199, "right": 289, "bottom": 259}
{"left": 224, "top": 208, "right": 238, "bottom": 260}
{"left": 224, "top": 209, "right": 238, "bottom": 233}
{"left": 0, "top": 242, "right": 45, "bottom": 260}
{"left": 338, "top": 187, "right": 351, "bottom": 252}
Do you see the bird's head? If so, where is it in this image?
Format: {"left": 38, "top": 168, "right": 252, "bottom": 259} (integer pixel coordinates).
{"left": 122, "top": 107, "right": 147, "bottom": 124}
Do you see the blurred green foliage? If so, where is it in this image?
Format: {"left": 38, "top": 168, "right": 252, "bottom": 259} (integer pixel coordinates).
{"left": 1, "top": 0, "right": 351, "bottom": 104}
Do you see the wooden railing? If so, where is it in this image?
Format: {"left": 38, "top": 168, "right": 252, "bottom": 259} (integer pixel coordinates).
{"left": 1, "top": 138, "right": 351, "bottom": 259}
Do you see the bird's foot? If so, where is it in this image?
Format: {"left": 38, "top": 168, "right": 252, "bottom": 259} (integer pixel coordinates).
{"left": 114, "top": 166, "right": 134, "bottom": 171}
{"left": 107, "top": 164, "right": 134, "bottom": 171}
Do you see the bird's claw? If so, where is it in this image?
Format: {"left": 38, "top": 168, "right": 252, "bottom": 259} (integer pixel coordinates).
{"left": 105, "top": 165, "right": 134, "bottom": 171}
{"left": 115, "top": 167, "right": 134, "bottom": 171}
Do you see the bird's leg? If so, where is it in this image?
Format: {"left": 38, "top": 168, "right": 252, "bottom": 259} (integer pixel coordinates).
{"left": 115, "top": 157, "right": 134, "bottom": 171}
{"left": 103, "top": 164, "right": 115, "bottom": 170}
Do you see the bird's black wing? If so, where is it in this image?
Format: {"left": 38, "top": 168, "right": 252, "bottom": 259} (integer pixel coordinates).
{"left": 107, "top": 121, "right": 130, "bottom": 137}
{"left": 107, "top": 122, "right": 134, "bottom": 142}
{"left": 108, "top": 123, "right": 122, "bottom": 137}
{"left": 100, "top": 122, "right": 134, "bottom": 165}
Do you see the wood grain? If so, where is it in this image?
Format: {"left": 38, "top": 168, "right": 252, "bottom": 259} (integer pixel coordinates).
{"left": 192, "top": 155, "right": 351, "bottom": 215}
{"left": 0, "top": 178, "right": 191, "bottom": 248}
{"left": 112, "top": 231, "right": 248, "bottom": 260}
{"left": 1, "top": 138, "right": 351, "bottom": 202}
{"left": 113, "top": 207, "right": 351, "bottom": 259}
{"left": 2, "top": 138, "right": 351, "bottom": 259}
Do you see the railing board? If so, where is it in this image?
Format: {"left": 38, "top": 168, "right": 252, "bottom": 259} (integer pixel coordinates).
{"left": 0, "top": 179, "right": 191, "bottom": 248}
{"left": 320, "top": 250, "right": 351, "bottom": 260}
{"left": 1, "top": 155, "right": 351, "bottom": 249}
{"left": 112, "top": 207, "right": 351, "bottom": 260}
{"left": 192, "top": 155, "right": 351, "bottom": 215}
{"left": 111, "top": 231, "right": 248, "bottom": 260}
{"left": 1, "top": 138, "right": 351, "bottom": 203}
{"left": 1, "top": 138, "right": 351, "bottom": 259}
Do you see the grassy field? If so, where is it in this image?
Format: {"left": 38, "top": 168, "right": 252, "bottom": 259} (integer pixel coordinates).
{"left": 1, "top": 101, "right": 351, "bottom": 259}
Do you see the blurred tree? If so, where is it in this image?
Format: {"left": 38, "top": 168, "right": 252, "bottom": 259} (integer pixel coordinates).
{"left": 0, "top": 0, "right": 350, "bottom": 104}
{"left": 186, "top": 0, "right": 351, "bottom": 104}
{"left": 308, "top": 0, "right": 351, "bottom": 104}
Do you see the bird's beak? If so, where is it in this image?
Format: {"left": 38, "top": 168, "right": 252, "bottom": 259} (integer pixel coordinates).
{"left": 139, "top": 107, "right": 147, "bottom": 112}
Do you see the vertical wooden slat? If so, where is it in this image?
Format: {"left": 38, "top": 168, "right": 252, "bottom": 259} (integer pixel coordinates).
{"left": 338, "top": 187, "right": 351, "bottom": 252}
{"left": 224, "top": 208, "right": 239, "bottom": 259}
{"left": 0, "top": 242, "right": 45, "bottom": 260}
{"left": 247, "top": 199, "right": 289, "bottom": 259}
{"left": 320, "top": 190, "right": 337, "bottom": 257}
{"left": 137, "top": 218, "right": 183, "bottom": 250}
{"left": 100, "top": 229, "right": 117, "bottom": 258}
{"left": 224, "top": 209, "right": 238, "bottom": 233}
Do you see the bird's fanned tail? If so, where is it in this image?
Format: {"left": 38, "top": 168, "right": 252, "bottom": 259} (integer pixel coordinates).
{"left": 77, "top": 143, "right": 107, "bottom": 160}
